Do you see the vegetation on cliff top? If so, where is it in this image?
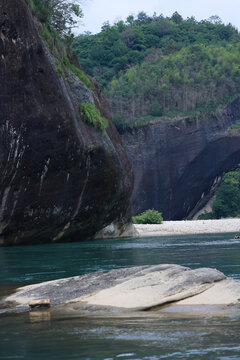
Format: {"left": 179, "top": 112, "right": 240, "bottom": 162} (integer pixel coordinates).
{"left": 25, "top": 0, "right": 84, "bottom": 75}
{"left": 26, "top": 0, "right": 83, "bottom": 36}
{"left": 199, "top": 167, "right": 240, "bottom": 219}
{"left": 26, "top": 0, "right": 108, "bottom": 131}
{"left": 73, "top": 12, "right": 240, "bottom": 129}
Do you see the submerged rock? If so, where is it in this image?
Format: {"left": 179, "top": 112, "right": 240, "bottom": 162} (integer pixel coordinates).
{"left": 0, "top": 0, "right": 133, "bottom": 245}
{"left": 5, "top": 264, "right": 240, "bottom": 311}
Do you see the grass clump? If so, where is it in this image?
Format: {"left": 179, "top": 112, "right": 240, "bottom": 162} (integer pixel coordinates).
{"left": 230, "top": 121, "right": 240, "bottom": 136}
{"left": 41, "top": 25, "right": 51, "bottom": 43}
{"left": 56, "top": 65, "right": 64, "bottom": 77}
{"left": 41, "top": 27, "right": 92, "bottom": 89}
{"left": 132, "top": 209, "right": 163, "bottom": 224}
{"left": 81, "top": 103, "right": 108, "bottom": 131}
{"left": 65, "top": 60, "right": 92, "bottom": 89}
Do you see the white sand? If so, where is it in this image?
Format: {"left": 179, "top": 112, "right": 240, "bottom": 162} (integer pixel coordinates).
{"left": 135, "top": 219, "right": 240, "bottom": 237}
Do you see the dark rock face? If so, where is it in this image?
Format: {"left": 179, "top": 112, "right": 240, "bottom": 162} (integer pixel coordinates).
{"left": 0, "top": 0, "right": 133, "bottom": 245}
{"left": 121, "top": 99, "right": 240, "bottom": 219}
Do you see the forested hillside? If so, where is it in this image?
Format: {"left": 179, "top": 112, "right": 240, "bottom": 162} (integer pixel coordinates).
{"left": 73, "top": 12, "right": 240, "bottom": 128}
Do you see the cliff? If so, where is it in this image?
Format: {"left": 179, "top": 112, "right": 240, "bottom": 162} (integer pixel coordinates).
{"left": 121, "top": 98, "right": 240, "bottom": 219}
{"left": 0, "top": 0, "right": 133, "bottom": 246}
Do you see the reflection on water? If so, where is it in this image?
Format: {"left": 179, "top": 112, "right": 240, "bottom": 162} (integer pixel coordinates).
{"left": 29, "top": 309, "right": 51, "bottom": 323}
{"left": 0, "top": 309, "right": 240, "bottom": 360}
{"left": 0, "top": 233, "right": 240, "bottom": 359}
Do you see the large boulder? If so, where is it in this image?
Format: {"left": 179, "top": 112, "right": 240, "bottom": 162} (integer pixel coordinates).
{"left": 5, "top": 264, "right": 240, "bottom": 311}
{"left": 0, "top": 0, "right": 133, "bottom": 245}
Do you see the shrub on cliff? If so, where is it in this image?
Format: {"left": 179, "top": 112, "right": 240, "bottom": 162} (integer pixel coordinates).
{"left": 81, "top": 103, "right": 108, "bottom": 131}
{"left": 132, "top": 209, "right": 163, "bottom": 224}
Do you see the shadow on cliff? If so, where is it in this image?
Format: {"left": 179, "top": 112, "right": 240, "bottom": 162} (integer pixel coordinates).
{"left": 170, "top": 137, "right": 240, "bottom": 219}
{"left": 122, "top": 98, "right": 240, "bottom": 220}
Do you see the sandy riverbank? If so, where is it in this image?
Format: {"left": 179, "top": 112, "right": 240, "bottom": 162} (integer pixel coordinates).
{"left": 135, "top": 219, "right": 240, "bottom": 237}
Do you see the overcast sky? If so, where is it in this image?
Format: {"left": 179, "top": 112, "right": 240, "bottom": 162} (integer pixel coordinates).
{"left": 78, "top": 0, "right": 240, "bottom": 34}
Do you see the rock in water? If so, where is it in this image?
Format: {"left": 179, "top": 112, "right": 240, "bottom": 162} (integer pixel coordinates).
{"left": 5, "top": 265, "right": 240, "bottom": 311}
{"left": 0, "top": 0, "right": 133, "bottom": 245}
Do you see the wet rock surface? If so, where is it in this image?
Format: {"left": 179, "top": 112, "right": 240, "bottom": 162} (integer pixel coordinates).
{"left": 5, "top": 264, "right": 240, "bottom": 311}
{"left": 0, "top": 0, "right": 133, "bottom": 245}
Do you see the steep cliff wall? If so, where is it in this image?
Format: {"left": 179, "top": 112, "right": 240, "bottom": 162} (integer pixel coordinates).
{"left": 121, "top": 98, "right": 240, "bottom": 219}
{"left": 0, "top": 0, "right": 133, "bottom": 245}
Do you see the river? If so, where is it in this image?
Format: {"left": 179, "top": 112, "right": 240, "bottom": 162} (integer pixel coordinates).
{"left": 0, "top": 233, "right": 240, "bottom": 359}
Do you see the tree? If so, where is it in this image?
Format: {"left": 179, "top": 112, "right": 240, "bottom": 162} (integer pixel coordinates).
{"left": 136, "top": 11, "right": 150, "bottom": 25}
{"left": 212, "top": 183, "right": 240, "bottom": 218}
{"left": 126, "top": 15, "right": 135, "bottom": 26}
{"left": 211, "top": 167, "right": 240, "bottom": 218}
{"left": 208, "top": 15, "right": 222, "bottom": 24}
{"left": 50, "top": 0, "right": 83, "bottom": 35}
{"left": 114, "top": 20, "right": 126, "bottom": 33}
{"left": 120, "top": 28, "right": 135, "bottom": 47}
{"left": 171, "top": 11, "right": 183, "bottom": 24}
{"left": 101, "top": 21, "right": 110, "bottom": 32}
{"left": 150, "top": 100, "right": 163, "bottom": 116}
{"left": 30, "top": 0, "right": 83, "bottom": 36}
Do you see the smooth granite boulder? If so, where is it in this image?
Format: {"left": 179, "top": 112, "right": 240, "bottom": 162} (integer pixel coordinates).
{"left": 5, "top": 264, "right": 240, "bottom": 311}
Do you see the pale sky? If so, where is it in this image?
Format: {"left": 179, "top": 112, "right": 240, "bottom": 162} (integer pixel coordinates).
{"left": 79, "top": 0, "right": 240, "bottom": 34}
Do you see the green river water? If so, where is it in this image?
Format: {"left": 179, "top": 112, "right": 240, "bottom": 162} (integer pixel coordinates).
{"left": 0, "top": 233, "right": 240, "bottom": 360}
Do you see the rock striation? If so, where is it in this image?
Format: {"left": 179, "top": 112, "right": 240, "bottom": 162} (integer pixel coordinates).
{"left": 0, "top": 0, "right": 133, "bottom": 245}
{"left": 120, "top": 99, "right": 240, "bottom": 219}
{"left": 5, "top": 264, "right": 240, "bottom": 311}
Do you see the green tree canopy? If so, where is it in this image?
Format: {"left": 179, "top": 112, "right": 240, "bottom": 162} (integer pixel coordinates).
{"left": 27, "top": 0, "right": 83, "bottom": 36}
